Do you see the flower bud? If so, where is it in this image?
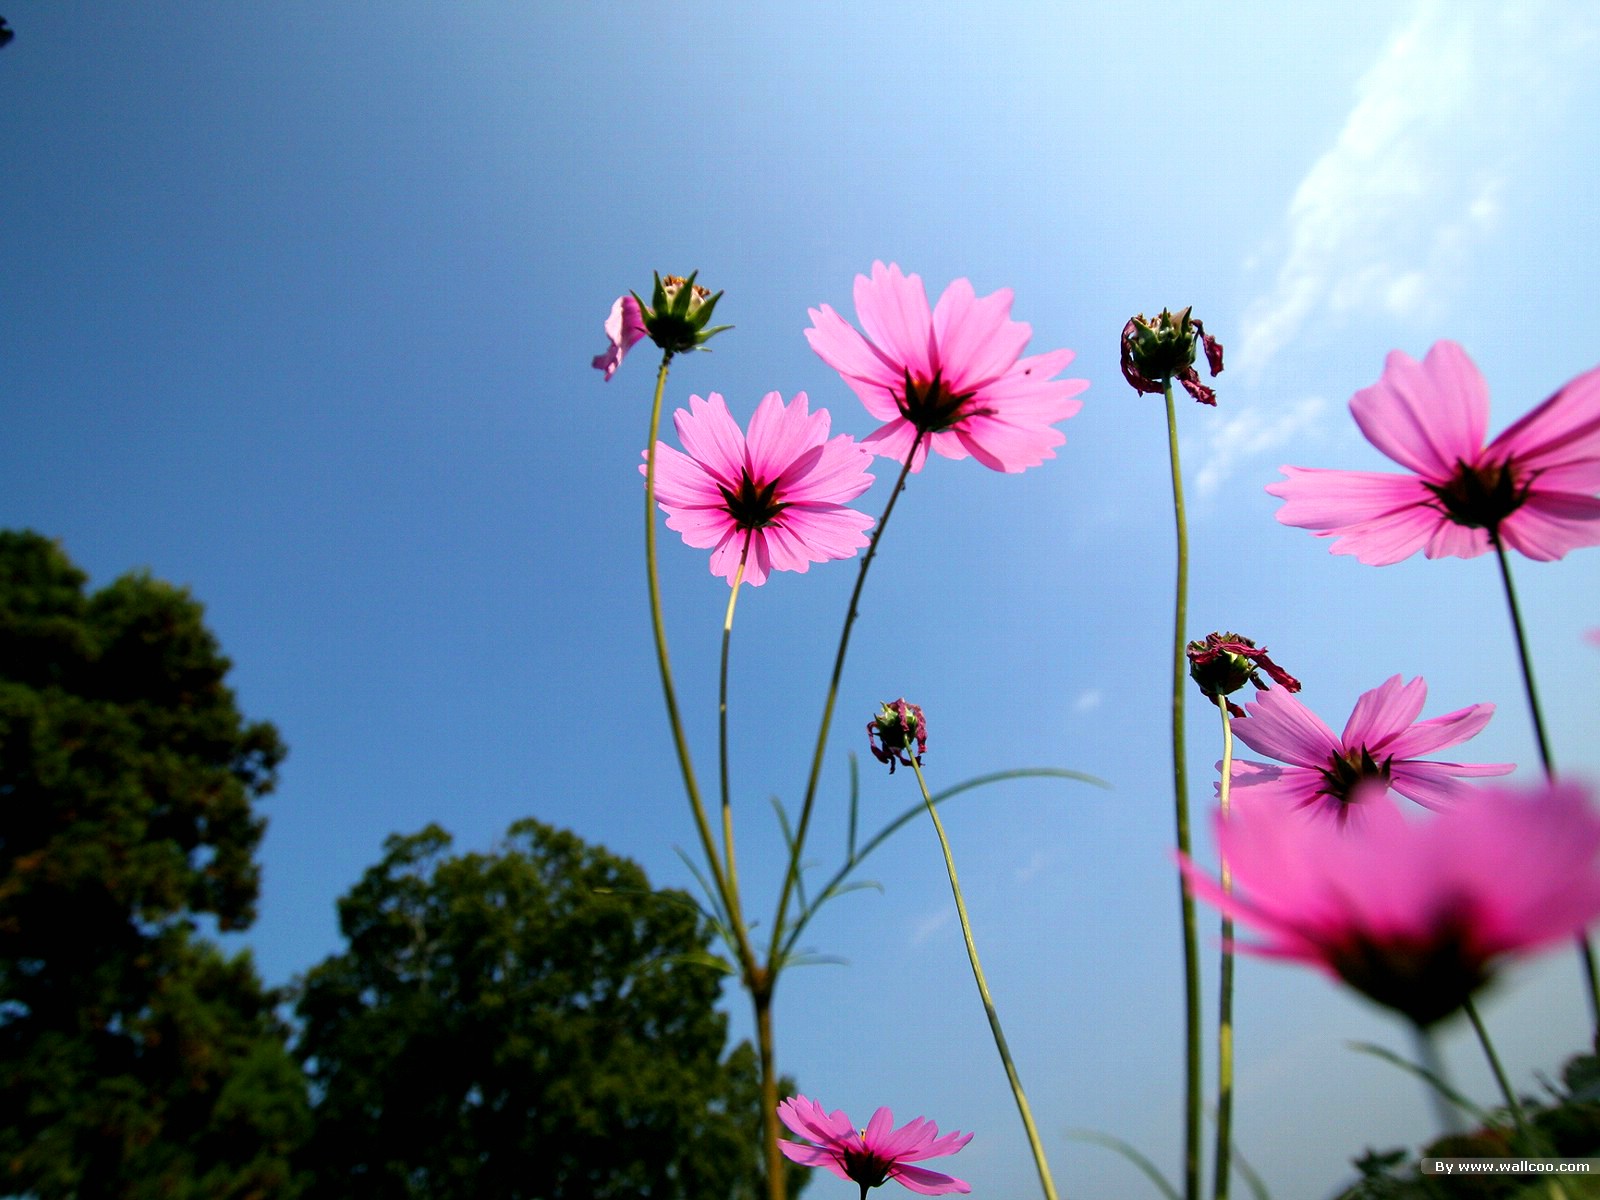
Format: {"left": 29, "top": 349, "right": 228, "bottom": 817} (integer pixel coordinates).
{"left": 591, "top": 271, "right": 732, "bottom": 380}
{"left": 868, "top": 699, "right": 927, "bottom": 774}
{"left": 1121, "top": 306, "right": 1224, "bottom": 405}
{"left": 1187, "top": 631, "right": 1300, "bottom": 718}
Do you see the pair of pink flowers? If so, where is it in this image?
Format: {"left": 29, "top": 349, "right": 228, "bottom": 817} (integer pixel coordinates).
{"left": 603, "top": 263, "right": 1087, "bottom": 586}
{"left": 1190, "top": 671, "right": 1600, "bottom": 1027}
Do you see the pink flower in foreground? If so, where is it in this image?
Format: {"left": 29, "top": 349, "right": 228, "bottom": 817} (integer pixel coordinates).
{"left": 805, "top": 262, "right": 1088, "bottom": 473}
{"left": 591, "top": 294, "right": 647, "bottom": 380}
{"left": 1228, "top": 675, "right": 1512, "bottom": 820}
{"left": 777, "top": 1095, "right": 972, "bottom": 1197}
{"left": 1269, "top": 340, "right": 1600, "bottom": 563}
{"left": 643, "top": 392, "right": 875, "bottom": 586}
{"left": 1182, "top": 780, "right": 1600, "bottom": 1026}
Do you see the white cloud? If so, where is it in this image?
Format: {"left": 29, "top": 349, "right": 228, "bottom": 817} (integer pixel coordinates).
{"left": 1234, "top": 2, "right": 1590, "bottom": 376}
{"left": 1072, "top": 689, "right": 1102, "bottom": 714}
{"left": 909, "top": 907, "right": 952, "bottom": 946}
{"left": 1194, "top": 396, "right": 1328, "bottom": 498}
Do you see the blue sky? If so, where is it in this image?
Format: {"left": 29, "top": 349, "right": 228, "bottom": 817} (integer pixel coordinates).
{"left": 4, "top": 3, "right": 1600, "bottom": 1195}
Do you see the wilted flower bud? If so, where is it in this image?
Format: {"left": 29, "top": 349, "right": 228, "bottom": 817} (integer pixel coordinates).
{"left": 591, "top": 271, "right": 732, "bottom": 380}
{"left": 868, "top": 699, "right": 926, "bottom": 774}
{"left": 1121, "top": 306, "right": 1224, "bottom": 405}
{"left": 1187, "top": 631, "right": 1301, "bottom": 718}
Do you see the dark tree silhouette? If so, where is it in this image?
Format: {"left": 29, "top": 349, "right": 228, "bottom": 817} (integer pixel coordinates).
{"left": 295, "top": 819, "right": 806, "bottom": 1200}
{"left": 0, "top": 530, "right": 307, "bottom": 1197}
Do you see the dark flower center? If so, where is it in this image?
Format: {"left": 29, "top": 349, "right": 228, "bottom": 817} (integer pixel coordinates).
{"left": 841, "top": 1142, "right": 891, "bottom": 1189}
{"left": 719, "top": 469, "right": 787, "bottom": 529}
{"left": 894, "top": 367, "right": 983, "bottom": 434}
{"left": 1424, "top": 459, "right": 1528, "bottom": 531}
{"left": 1318, "top": 746, "right": 1391, "bottom": 810}
{"left": 1327, "top": 918, "right": 1489, "bottom": 1028}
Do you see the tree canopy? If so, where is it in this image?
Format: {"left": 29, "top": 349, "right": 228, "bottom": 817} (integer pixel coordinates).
{"left": 0, "top": 530, "right": 306, "bottom": 1197}
{"left": 295, "top": 818, "right": 802, "bottom": 1199}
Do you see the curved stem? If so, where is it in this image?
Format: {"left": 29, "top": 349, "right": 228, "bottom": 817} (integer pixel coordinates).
{"left": 1164, "top": 384, "right": 1202, "bottom": 1200}
{"left": 1212, "top": 704, "right": 1235, "bottom": 1200}
{"left": 767, "top": 436, "right": 923, "bottom": 969}
{"left": 1463, "top": 997, "right": 1533, "bottom": 1145}
{"left": 1491, "top": 537, "right": 1600, "bottom": 1031}
{"left": 641, "top": 354, "right": 754, "bottom": 966}
{"left": 910, "top": 757, "right": 1061, "bottom": 1200}
{"left": 719, "top": 540, "right": 750, "bottom": 896}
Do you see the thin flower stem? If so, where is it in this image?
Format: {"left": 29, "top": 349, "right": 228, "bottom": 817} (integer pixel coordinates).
{"left": 1464, "top": 997, "right": 1535, "bottom": 1146}
{"left": 719, "top": 541, "right": 750, "bottom": 896}
{"left": 767, "top": 436, "right": 923, "bottom": 969}
{"left": 1164, "top": 383, "right": 1203, "bottom": 1200}
{"left": 1411, "top": 1025, "right": 1463, "bottom": 1136}
{"left": 909, "top": 756, "right": 1061, "bottom": 1200}
{"left": 1213, "top": 704, "right": 1235, "bottom": 1200}
{"left": 1491, "top": 537, "right": 1600, "bottom": 1030}
{"left": 641, "top": 354, "right": 753, "bottom": 962}
{"left": 640, "top": 357, "right": 774, "bottom": 1199}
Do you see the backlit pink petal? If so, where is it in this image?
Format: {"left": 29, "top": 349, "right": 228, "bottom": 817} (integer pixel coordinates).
{"left": 777, "top": 1095, "right": 971, "bottom": 1197}
{"left": 645, "top": 393, "right": 875, "bottom": 586}
{"left": 1350, "top": 342, "right": 1488, "bottom": 480}
{"left": 1273, "top": 342, "right": 1600, "bottom": 564}
{"left": 888, "top": 1162, "right": 973, "bottom": 1195}
{"left": 592, "top": 294, "right": 648, "bottom": 380}
{"left": 1341, "top": 674, "right": 1427, "bottom": 747}
{"left": 1186, "top": 781, "right": 1600, "bottom": 1026}
{"left": 856, "top": 263, "right": 936, "bottom": 382}
{"left": 1229, "top": 676, "right": 1508, "bottom": 821}
{"left": 810, "top": 262, "right": 1085, "bottom": 473}
{"left": 1230, "top": 687, "right": 1339, "bottom": 769}
{"left": 1491, "top": 364, "right": 1600, "bottom": 469}
{"left": 1390, "top": 760, "right": 1514, "bottom": 810}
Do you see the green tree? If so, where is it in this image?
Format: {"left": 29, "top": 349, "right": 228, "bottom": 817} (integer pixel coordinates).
{"left": 0, "top": 530, "right": 308, "bottom": 1197}
{"left": 295, "top": 819, "right": 806, "bottom": 1200}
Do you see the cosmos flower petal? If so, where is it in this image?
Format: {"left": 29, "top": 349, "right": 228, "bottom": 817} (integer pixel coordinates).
{"left": 1349, "top": 342, "right": 1488, "bottom": 480}
{"left": 1491, "top": 363, "right": 1600, "bottom": 470}
{"left": 1342, "top": 675, "right": 1427, "bottom": 747}
{"left": 810, "top": 263, "right": 1084, "bottom": 473}
{"left": 1498, "top": 492, "right": 1600, "bottom": 561}
{"left": 931, "top": 278, "right": 1030, "bottom": 391}
{"left": 776, "top": 1096, "right": 971, "bottom": 1196}
{"left": 1232, "top": 687, "right": 1339, "bottom": 768}
{"left": 888, "top": 1163, "right": 973, "bottom": 1195}
{"left": 1189, "top": 782, "right": 1600, "bottom": 1026}
{"left": 1383, "top": 701, "right": 1494, "bottom": 758}
{"left": 649, "top": 393, "right": 874, "bottom": 586}
{"left": 855, "top": 262, "right": 936, "bottom": 382}
{"left": 592, "top": 294, "right": 648, "bottom": 380}
{"left": 1390, "top": 761, "right": 1513, "bottom": 810}
{"left": 1273, "top": 343, "right": 1600, "bottom": 564}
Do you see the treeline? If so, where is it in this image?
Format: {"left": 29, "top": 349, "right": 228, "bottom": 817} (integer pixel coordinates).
{"left": 0, "top": 531, "right": 800, "bottom": 1199}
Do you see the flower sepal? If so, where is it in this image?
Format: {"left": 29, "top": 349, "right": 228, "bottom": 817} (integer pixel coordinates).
{"left": 1121, "top": 306, "right": 1224, "bottom": 405}
{"left": 1187, "top": 631, "right": 1301, "bottom": 717}
{"left": 634, "top": 271, "right": 732, "bottom": 358}
{"left": 868, "top": 699, "right": 926, "bottom": 774}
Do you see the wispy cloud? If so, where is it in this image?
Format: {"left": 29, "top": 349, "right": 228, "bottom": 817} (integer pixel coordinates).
{"left": 1234, "top": 2, "right": 1594, "bottom": 376}
{"left": 909, "top": 907, "right": 952, "bottom": 946}
{"left": 1072, "top": 689, "right": 1102, "bottom": 715}
{"left": 1194, "top": 397, "right": 1327, "bottom": 497}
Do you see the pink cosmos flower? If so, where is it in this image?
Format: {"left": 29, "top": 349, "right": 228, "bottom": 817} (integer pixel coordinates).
{"left": 1227, "top": 675, "right": 1513, "bottom": 820}
{"left": 643, "top": 391, "right": 875, "bottom": 586}
{"left": 1182, "top": 780, "right": 1600, "bottom": 1027}
{"left": 805, "top": 262, "right": 1088, "bottom": 473}
{"left": 777, "top": 1095, "right": 972, "bottom": 1197}
{"left": 592, "top": 294, "right": 648, "bottom": 380}
{"left": 1268, "top": 340, "right": 1600, "bottom": 564}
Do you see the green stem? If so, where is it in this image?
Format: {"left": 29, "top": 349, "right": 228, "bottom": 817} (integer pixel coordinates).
{"left": 641, "top": 355, "right": 754, "bottom": 970}
{"left": 719, "top": 540, "right": 750, "bottom": 897}
{"left": 910, "top": 756, "right": 1061, "bottom": 1200}
{"left": 767, "top": 436, "right": 923, "bottom": 969}
{"left": 1463, "top": 997, "right": 1534, "bottom": 1146}
{"left": 1491, "top": 537, "right": 1600, "bottom": 1032}
{"left": 1164, "top": 383, "right": 1202, "bottom": 1200}
{"left": 1213, "top": 704, "right": 1235, "bottom": 1200}
{"left": 1411, "top": 1025, "right": 1462, "bottom": 1136}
